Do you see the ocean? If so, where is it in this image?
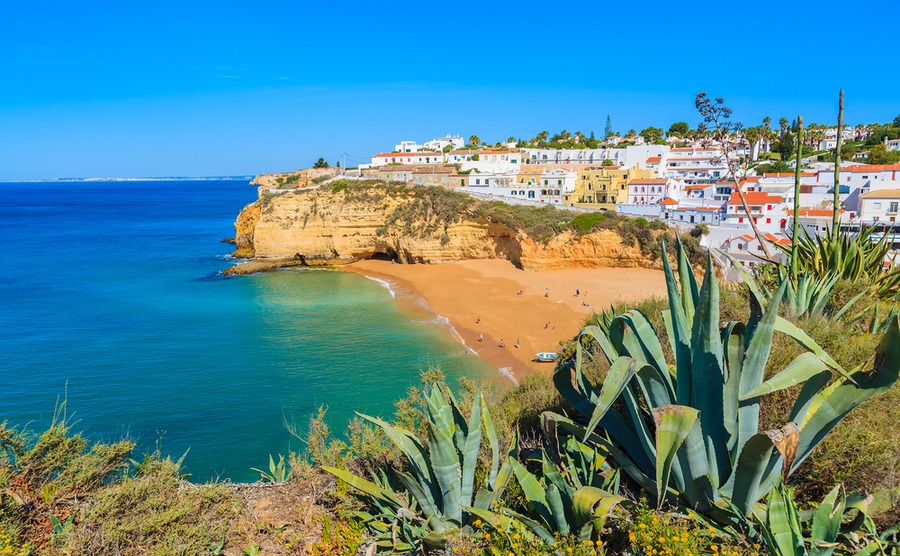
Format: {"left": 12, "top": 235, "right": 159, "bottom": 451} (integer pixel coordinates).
{"left": 0, "top": 179, "right": 492, "bottom": 482}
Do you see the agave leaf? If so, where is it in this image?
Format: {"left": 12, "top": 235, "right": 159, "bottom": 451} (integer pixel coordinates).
{"left": 740, "top": 352, "right": 830, "bottom": 400}
{"left": 766, "top": 485, "right": 806, "bottom": 556}
{"left": 652, "top": 405, "right": 698, "bottom": 507}
{"left": 809, "top": 484, "right": 844, "bottom": 556}
{"left": 722, "top": 322, "right": 745, "bottom": 453}
{"left": 662, "top": 241, "right": 693, "bottom": 405}
{"left": 545, "top": 483, "right": 570, "bottom": 534}
{"left": 736, "top": 279, "right": 787, "bottom": 458}
{"left": 359, "top": 413, "right": 436, "bottom": 495}
{"left": 583, "top": 357, "right": 643, "bottom": 439}
{"left": 426, "top": 404, "right": 463, "bottom": 524}
{"left": 510, "top": 459, "right": 555, "bottom": 531}
{"left": 612, "top": 310, "right": 671, "bottom": 389}
{"left": 549, "top": 412, "right": 657, "bottom": 494}
{"left": 831, "top": 289, "right": 867, "bottom": 320}
{"left": 677, "top": 237, "right": 700, "bottom": 320}
{"left": 396, "top": 471, "right": 446, "bottom": 533}
{"left": 775, "top": 317, "right": 853, "bottom": 382}
{"left": 572, "top": 485, "right": 628, "bottom": 532}
{"left": 726, "top": 433, "right": 775, "bottom": 516}
{"left": 480, "top": 393, "right": 500, "bottom": 490}
{"left": 323, "top": 466, "right": 403, "bottom": 510}
{"left": 460, "top": 393, "right": 482, "bottom": 509}
{"left": 690, "top": 254, "right": 728, "bottom": 487}
{"left": 793, "top": 315, "right": 900, "bottom": 473}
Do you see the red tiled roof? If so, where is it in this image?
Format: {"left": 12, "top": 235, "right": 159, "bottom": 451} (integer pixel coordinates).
{"left": 727, "top": 191, "right": 783, "bottom": 205}
{"left": 660, "top": 197, "right": 678, "bottom": 205}
{"left": 646, "top": 156, "right": 662, "bottom": 162}
{"left": 787, "top": 209, "right": 845, "bottom": 217}
{"left": 762, "top": 172, "right": 817, "bottom": 177}
{"left": 844, "top": 164, "right": 900, "bottom": 173}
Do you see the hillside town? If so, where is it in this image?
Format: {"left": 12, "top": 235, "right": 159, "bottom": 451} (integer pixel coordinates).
{"left": 347, "top": 117, "right": 900, "bottom": 269}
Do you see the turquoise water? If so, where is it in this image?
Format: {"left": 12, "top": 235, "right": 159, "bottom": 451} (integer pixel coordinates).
{"left": 0, "top": 179, "right": 491, "bottom": 482}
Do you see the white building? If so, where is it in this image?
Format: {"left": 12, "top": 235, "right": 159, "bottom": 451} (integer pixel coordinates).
{"left": 467, "top": 168, "right": 575, "bottom": 204}
{"left": 424, "top": 135, "right": 465, "bottom": 151}
{"left": 887, "top": 138, "right": 900, "bottom": 152}
{"left": 663, "top": 146, "right": 732, "bottom": 184}
{"left": 394, "top": 140, "right": 423, "bottom": 153}
{"left": 626, "top": 178, "right": 669, "bottom": 204}
{"left": 859, "top": 189, "right": 900, "bottom": 225}
{"left": 722, "top": 191, "right": 788, "bottom": 233}
{"left": 370, "top": 151, "right": 445, "bottom": 167}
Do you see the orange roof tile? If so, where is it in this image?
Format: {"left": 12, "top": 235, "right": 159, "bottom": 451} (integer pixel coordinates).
{"left": 646, "top": 156, "right": 662, "bottom": 162}
{"left": 787, "top": 209, "right": 845, "bottom": 217}
{"left": 660, "top": 198, "right": 678, "bottom": 205}
{"left": 727, "top": 191, "right": 783, "bottom": 205}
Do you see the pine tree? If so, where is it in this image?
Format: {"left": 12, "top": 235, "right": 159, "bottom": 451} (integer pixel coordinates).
{"left": 604, "top": 116, "right": 613, "bottom": 139}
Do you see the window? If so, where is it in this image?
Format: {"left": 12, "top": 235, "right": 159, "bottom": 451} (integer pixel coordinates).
{"left": 528, "top": 191, "right": 535, "bottom": 198}
{"left": 739, "top": 217, "right": 744, "bottom": 223}
{"left": 767, "top": 205, "right": 773, "bottom": 210}
{"left": 874, "top": 202, "right": 882, "bottom": 209}
{"left": 891, "top": 202, "right": 898, "bottom": 213}
{"left": 557, "top": 180, "right": 562, "bottom": 185}
{"left": 766, "top": 218, "right": 771, "bottom": 224}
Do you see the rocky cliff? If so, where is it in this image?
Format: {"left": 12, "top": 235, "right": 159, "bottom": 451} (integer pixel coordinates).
{"left": 227, "top": 180, "right": 656, "bottom": 274}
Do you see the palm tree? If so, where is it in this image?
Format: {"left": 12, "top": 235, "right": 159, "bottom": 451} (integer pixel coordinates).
{"left": 468, "top": 134, "right": 481, "bottom": 148}
{"left": 779, "top": 117, "right": 789, "bottom": 137}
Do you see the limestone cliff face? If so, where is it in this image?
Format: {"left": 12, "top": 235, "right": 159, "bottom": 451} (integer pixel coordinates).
{"left": 519, "top": 230, "right": 653, "bottom": 271}
{"left": 230, "top": 183, "right": 655, "bottom": 271}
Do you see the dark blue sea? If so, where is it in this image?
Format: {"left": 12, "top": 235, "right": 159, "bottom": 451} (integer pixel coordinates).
{"left": 0, "top": 179, "right": 491, "bottom": 481}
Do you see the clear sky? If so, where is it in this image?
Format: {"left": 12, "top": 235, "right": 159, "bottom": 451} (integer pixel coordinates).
{"left": 2, "top": 0, "right": 898, "bottom": 180}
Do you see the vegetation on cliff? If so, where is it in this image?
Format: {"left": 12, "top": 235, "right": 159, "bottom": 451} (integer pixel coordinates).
{"left": 247, "top": 179, "right": 706, "bottom": 269}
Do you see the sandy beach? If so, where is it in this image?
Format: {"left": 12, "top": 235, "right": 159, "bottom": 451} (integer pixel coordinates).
{"left": 343, "top": 259, "right": 668, "bottom": 381}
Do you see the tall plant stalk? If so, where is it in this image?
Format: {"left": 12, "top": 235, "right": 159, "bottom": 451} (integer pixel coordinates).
{"left": 792, "top": 115, "right": 804, "bottom": 280}
{"left": 833, "top": 90, "right": 844, "bottom": 230}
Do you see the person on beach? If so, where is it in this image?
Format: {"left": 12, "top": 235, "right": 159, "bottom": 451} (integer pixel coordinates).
{"left": 478, "top": 333, "right": 483, "bottom": 342}
{"left": 476, "top": 316, "right": 480, "bottom": 324}
{"left": 576, "top": 289, "right": 580, "bottom": 297}
{"left": 499, "top": 339, "right": 506, "bottom": 348}
{"left": 544, "top": 322, "right": 550, "bottom": 329}
{"left": 514, "top": 339, "right": 520, "bottom": 349}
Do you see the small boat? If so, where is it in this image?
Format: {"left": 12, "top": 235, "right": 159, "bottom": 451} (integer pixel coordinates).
{"left": 534, "top": 352, "right": 558, "bottom": 362}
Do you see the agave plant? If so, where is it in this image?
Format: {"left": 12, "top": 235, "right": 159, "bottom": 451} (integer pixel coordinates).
{"left": 323, "top": 386, "right": 510, "bottom": 551}
{"left": 553, "top": 241, "right": 900, "bottom": 524}
{"left": 469, "top": 416, "right": 626, "bottom": 545}
{"left": 753, "top": 484, "right": 899, "bottom": 556}
{"left": 726, "top": 254, "right": 865, "bottom": 320}
{"left": 772, "top": 225, "right": 900, "bottom": 299}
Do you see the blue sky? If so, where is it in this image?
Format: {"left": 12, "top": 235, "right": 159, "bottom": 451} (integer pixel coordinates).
{"left": 2, "top": 0, "right": 898, "bottom": 180}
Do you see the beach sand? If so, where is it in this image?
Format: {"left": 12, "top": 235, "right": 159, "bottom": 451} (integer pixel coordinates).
{"left": 343, "top": 259, "right": 668, "bottom": 381}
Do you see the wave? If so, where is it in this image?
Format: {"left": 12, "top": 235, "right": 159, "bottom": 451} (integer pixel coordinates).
{"left": 498, "top": 367, "right": 518, "bottom": 385}
{"left": 362, "top": 276, "right": 396, "bottom": 298}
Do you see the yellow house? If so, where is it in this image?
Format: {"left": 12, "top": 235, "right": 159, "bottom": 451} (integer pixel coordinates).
{"left": 565, "top": 166, "right": 657, "bottom": 210}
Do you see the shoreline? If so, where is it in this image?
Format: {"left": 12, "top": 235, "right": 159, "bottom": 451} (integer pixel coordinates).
{"left": 342, "top": 259, "right": 668, "bottom": 380}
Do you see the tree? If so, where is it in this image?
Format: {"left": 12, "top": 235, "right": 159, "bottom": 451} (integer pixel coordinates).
{"left": 894, "top": 114, "right": 900, "bottom": 127}
{"left": 840, "top": 143, "right": 857, "bottom": 160}
{"left": 602, "top": 159, "right": 615, "bottom": 166}
{"left": 868, "top": 144, "right": 900, "bottom": 164}
{"left": 779, "top": 117, "right": 789, "bottom": 136}
{"left": 442, "top": 144, "right": 453, "bottom": 153}
{"left": 696, "top": 92, "right": 773, "bottom": 260}
{"left": 667, "top": 121, "right": 689, "bottom": 137}
{"left": 604, "top": 116, "right": 613, "bottom": 139}
{"left": 640, "top": 126, "right": 664, "bottom": 143}
{"left": 506, "top": 136, "right": 515, "bottom": 144}
{"left": 313, "top": 158, "right": 329, "bottom": 169}
{"left": 468, "top": 134, "right": 481, "bottom": 148}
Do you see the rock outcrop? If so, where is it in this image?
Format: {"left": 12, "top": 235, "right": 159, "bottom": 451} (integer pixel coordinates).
{"left": 227, "top": 181, "right": 656, "bottom": 274}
